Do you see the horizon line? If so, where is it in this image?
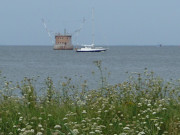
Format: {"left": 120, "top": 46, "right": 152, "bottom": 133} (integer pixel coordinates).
{"left": 0, "top": 44, "right": 180, "bottom": 47}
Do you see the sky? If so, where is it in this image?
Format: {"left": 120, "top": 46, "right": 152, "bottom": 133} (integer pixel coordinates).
{"left": 1, "top": 0, "right": 180, "bottom": 46}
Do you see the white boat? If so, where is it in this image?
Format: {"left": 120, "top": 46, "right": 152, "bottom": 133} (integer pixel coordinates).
{"left": 76, "top": 44, "right": 107, "bottom": 52}
{"left": 76, "top": 9, "right": 108, "bottom": 52}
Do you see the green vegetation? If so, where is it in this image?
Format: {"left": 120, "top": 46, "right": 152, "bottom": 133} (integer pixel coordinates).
{"left": 0, "top": 62, "right": 180, "bottom": 135}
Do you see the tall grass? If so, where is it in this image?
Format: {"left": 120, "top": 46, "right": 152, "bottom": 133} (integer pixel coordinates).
{"left": 0, "top": 62, "right": 180, "bottom": 135}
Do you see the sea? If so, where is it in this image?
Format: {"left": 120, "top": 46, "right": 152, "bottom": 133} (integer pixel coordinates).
{"left": 0, "top": 45, "right": 180, "bottom": 89}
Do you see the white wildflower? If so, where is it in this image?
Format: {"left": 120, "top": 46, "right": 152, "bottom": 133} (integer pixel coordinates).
{"left": 82, "top": 110, "right": 87, "bottom": 114}
{"left": 81, "top": 120, "right": 86, "bottom": 123}
{"left": 63, "top": 117, "right": 68, "bottom": 120}
{"left": 138, "top": 131, "right": 145, "bottom": 135}
{"left": 54, "top": 125, "right": 61, "bottom": 129}
{"left": 119, "top": 123, "right": 123, "bottom": 126}
{"left": 30, "top": 129, "right": 34, "bottom": 133}
{"left": 21, "top": 128, "right": 26, "bottom": 132}
{"left": 19, "top": 116, "right": 23, "bottom": 121}
{"left": 41, "top": 128, "right": 44, "bottom": 131}
{"left": 96, "top": 117, "right": 101, "bottom": 120}
{"left": 77, "top": 100, "right": 85, "bottom": 105}
{"left": 36, "top": 132, "right": 43, "bottom": 135}
{"left": 123, "top": 127, "right": 130, "bottom": 130}
{"left": 104, "top": 110, "right": 108, "bottom": 113}
{"left": 95, "top": 129, "right": 102, "bottom": 133}
{"left": 119, "top": 133, "right": 127, "bottom": 135}
{"left": 38, "top": 124, "right": 42, "bottom": 128}
{"left": 48, "top": 114, "right": 52, "bottom": 117}
{"left": 72, "top": 129, "right": 79, "bottom": 135}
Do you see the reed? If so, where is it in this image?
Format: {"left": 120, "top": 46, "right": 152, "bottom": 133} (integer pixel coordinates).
{"left": 0, "top": 62, "right": 180, "bottom": 135}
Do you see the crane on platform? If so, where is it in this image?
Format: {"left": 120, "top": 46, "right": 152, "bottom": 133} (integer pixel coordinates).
{"left": 41, "top": 18, "right": 85, "bottom": 45}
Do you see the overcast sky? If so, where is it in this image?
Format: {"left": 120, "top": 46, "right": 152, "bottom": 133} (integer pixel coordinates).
{"left": 1, "top": 0, "right": 180, "bottom": 46}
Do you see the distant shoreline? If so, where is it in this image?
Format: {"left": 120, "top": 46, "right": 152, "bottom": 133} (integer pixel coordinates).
{"left": 0, "top": 44, "right": 179, "bottom": 47}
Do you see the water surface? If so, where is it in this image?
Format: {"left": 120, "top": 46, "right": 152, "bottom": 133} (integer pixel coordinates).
{"left": 0, "top": 46, "right": 180, "bottom": 88}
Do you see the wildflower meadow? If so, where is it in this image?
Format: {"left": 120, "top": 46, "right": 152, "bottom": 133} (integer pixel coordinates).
{"left": 0, "top": 61, "right": 180, "bottom": 135}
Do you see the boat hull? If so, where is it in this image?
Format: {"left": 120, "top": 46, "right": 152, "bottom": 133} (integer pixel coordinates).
{"left": 76, "top": 49, "right": 107, "bottom": 52}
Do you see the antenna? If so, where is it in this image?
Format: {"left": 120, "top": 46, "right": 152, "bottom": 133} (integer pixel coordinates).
{"left": 41, "top": 18, "right": 54, "bottom": 44}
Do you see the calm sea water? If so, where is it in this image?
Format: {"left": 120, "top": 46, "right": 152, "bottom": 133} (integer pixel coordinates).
{"left": 0, "top": 46, "right": 180, "bottom": 88}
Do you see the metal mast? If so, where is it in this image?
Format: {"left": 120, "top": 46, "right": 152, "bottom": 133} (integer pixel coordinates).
{"left": 92, "top": 8, "right": 95, "bottom": 45}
